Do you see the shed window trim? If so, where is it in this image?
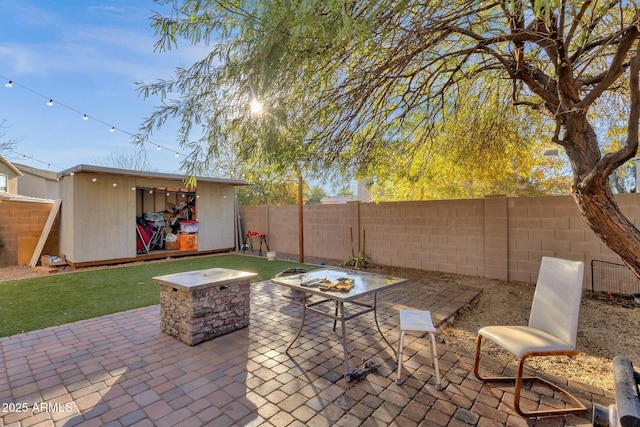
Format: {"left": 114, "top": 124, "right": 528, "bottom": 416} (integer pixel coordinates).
{"left": 0, "top": 174, "right": 7, "bottom": 192}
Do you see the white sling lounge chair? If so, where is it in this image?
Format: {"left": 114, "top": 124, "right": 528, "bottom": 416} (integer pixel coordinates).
{"left": 473, "top": 256, "right": 588, "bottom": 417}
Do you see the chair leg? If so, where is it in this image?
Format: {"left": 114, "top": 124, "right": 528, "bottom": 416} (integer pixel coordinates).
{"left": 396, "top": 330, "right": 405, "bottom": 384}
{"left": 428, "top": 332, "right": 443, "bottom": 390}
{"left": 473, "top": 335, "right": 587, "bottom": 417}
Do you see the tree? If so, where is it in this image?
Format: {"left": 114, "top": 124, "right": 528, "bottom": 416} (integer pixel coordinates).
{"left": 306, "top": 185, "right": 327, "bottom": 204}
{"left": 236, "top": 171, "right": 301, "bottom": 205}
{"left": 91, "top": 149, "right": 158, "bottom": 171}
{"left": 0, "top": 119, "right": 21, "bottom": 154}
{"left": 140, "top": 1, "right": 640, "bottom": 277}
{"left": 365, "top": 85, "right": 574, "bottom": 200}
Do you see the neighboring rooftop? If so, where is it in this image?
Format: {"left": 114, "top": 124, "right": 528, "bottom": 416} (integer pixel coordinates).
{"left": 12, "top": 163, "right": 58, "bottom": 181}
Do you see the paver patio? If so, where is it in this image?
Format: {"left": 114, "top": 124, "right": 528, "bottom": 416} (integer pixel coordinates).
{"left": 0, "top": 277, "right": 612, "bottom": 426}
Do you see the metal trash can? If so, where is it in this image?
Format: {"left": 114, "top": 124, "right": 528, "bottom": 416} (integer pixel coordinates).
{"left": 592, "top": 356, "right": 640, "bottom": 427}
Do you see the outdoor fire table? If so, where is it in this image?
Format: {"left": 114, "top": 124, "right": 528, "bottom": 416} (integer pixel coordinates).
{"left": 153, "top": 268, "right": 257, "bottom": 345}
{"left": 270, "top": 267, "right": 408, "bottom": 378}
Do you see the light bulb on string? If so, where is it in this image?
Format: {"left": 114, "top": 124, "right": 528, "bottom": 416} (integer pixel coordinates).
{"left": 1, "top": 76, "right": 192, "bottom": 162}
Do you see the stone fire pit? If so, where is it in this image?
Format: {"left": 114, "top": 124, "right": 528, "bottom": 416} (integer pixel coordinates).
{"left": 153, "top": 268, "right": 257, "bottom": 345}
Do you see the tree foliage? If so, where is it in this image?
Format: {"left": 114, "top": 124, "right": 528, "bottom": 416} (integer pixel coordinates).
{"left": 306, "top": 185, "right": 327, "bottom": 204}
{"left": 365, "top": 80, "right": 574, "bottom": 200}
{"left": 140, "top": 1, "right": 640, "bottom": 276}
{"left": 236, "top": 172, "right": 301, "bottom": 206}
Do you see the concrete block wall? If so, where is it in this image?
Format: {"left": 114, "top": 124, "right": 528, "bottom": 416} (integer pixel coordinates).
{"left": 359, "top": 199, "right": 485, "bottom": 276}
{"left": 503, "top": 195, "right": 640, "bottom": 289}
{"left": 266, "top": 205, "right": 300, "bottom": 255}
{"left": 239, "top": 203, "right": 360, "bottom": 260}
{"left": 0, "top": 200, "right": 58, "bottom": 267}
{"left": 506, "top": 195, "right": 583, "bottom": 283}
{"left": 240, "top": 193, "right": 640, "bottom": 288}
{"left": 484, "top": 196, "right": 508, "bottom": 280}
{"left": 303, "top": 203, "right": 359, "bottom": 262}
{"left": 239, "top": 205, "right": 273, "bottom": 252}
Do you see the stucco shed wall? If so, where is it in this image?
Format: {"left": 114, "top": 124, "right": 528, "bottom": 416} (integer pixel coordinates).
{"left": 59, "top": 173, "right": 238, "bottom": 265}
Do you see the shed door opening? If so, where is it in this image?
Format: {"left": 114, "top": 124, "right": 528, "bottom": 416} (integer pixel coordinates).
{"left": 134, "top": 187, "right": 198, "bottom": 254}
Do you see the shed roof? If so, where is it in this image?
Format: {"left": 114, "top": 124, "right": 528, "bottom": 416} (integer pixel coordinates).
{"left": 57, "top": 164, "right": 247, "bottom": 186}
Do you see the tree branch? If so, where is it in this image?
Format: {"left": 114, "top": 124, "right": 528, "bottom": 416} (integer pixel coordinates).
{"left": 583, "top": 40, "right": 640, "bottom": 190}
{"left": 580, "top": 22, "right": 640, "bottom": 108}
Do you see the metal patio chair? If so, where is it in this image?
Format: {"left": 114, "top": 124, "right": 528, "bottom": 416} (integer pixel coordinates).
{"left": 473, "top": 256, "right": 587, "bottom": 417}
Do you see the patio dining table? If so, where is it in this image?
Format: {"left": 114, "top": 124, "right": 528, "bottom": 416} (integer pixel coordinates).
{"left": 270, "top": 267, "right": 408, "bottom": 378}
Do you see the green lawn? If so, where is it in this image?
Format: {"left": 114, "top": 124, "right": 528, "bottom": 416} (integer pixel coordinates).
{"left": 0, "top": 254, "right": 317, "bottom": 338}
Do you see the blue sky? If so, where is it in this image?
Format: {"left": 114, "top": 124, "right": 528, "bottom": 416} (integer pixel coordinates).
{"left": 0, "top": 0, "right": 206, "bottom": 174}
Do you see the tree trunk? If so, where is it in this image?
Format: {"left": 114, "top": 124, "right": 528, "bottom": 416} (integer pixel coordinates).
{"left": 566, "top": 113, "right": 640, "bottom": 278}
{"left": 573, "top": 186, "right": 640, "bottom": 277}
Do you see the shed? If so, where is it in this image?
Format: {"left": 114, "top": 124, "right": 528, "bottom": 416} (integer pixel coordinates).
{"left": 56, "top": 165, "right": 246, "bottom": 267}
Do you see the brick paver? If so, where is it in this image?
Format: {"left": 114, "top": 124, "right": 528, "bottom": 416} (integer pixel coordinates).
{"left": 0, "top": 277, "right": 611, "bottom": 426}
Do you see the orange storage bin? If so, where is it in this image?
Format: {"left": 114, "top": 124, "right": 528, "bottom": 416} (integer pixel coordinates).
{"left": 178, "top": 233, "right": 198, "bottom": 250}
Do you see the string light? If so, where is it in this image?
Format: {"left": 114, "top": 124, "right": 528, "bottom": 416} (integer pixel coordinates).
{"left": 6, "top": 149, "right": 65, "bottom": 170}
{"left": 0, "top": 75, "right": 188, "bottom": 162}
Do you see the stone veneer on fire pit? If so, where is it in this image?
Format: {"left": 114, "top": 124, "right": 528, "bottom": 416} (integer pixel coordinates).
{"left": 153, "top": 268, "right": 257, "bottom": 345}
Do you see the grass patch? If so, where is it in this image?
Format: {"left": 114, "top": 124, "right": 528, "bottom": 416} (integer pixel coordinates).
{"left": 0, "top": 254, "right": 316, "bottom": 338}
